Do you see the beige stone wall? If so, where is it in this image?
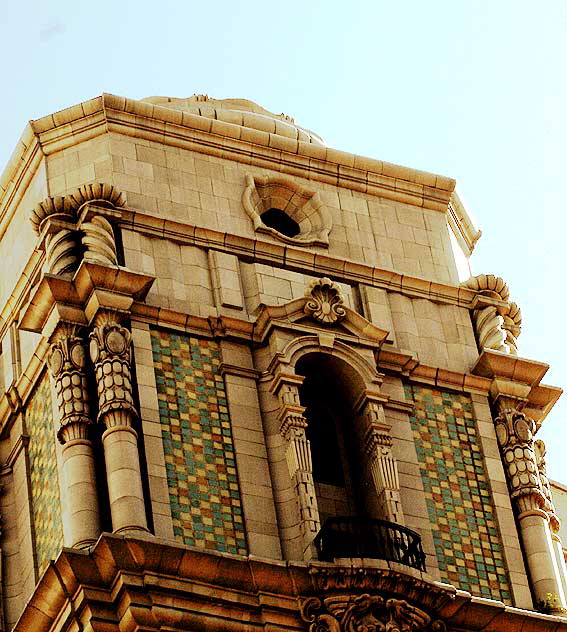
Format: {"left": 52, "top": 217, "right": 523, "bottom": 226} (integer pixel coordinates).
{"left": 44, "top": 131, "right": 459, "bottom": 286}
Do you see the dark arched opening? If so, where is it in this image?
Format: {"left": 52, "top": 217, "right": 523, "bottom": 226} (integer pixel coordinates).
{"left": 260, "top": 208, "right": 300, "bottom": 238}
{"left": 296, "top": 354, "right": 366, "bottom": 525}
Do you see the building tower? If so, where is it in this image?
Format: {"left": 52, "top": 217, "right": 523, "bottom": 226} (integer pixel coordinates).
{"left": 0, "top": 94, "right": 565, "bottom": 631}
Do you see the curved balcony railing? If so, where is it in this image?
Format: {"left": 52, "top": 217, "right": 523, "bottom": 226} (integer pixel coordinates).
{"left": 313, "top": 517, "right": 426, "bottom": 571}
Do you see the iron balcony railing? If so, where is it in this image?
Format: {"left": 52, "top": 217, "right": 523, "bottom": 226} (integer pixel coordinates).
{"left": 313, "top": 517, "right": 426, "bottom": 571}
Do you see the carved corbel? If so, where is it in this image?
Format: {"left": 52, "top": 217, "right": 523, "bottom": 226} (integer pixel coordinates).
{"left": 300, "top": 594, "right": 445, "bottom": 632}
{"left": 30, "top": 183, "right": 124, "bottom": 276}
{"left": 462, "top": 274, "right": 522, "bottom": 355}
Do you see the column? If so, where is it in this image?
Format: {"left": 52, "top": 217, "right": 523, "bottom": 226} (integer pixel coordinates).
{"left": 272, "top": 373, "right": 320, "bottom": 557}
{"left": 358, "top": 396, "right": 403, "bottom": 525}
{"left": 89, "top": 311, "right": 148, "bottom": 534}
{"left": 48, "top": 323, "right": 100, "bottom": 548}
{"left": 494, "top": 404, "right": 566, "bottom": 610}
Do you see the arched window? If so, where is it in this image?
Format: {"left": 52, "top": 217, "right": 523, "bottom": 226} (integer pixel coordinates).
{"left": 296, "top": 354, "right": 368, "bottom": 525}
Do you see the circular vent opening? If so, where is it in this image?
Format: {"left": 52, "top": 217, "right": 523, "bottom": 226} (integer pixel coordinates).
{"left": 260, "top": 208, "right": 300, "bottom": 238}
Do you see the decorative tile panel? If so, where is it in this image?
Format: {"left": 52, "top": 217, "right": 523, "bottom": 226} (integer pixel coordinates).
{"left": 26, "top": 372, "right": 63, "bottom": 573}
{"left": 404, "top": 383, "right": 511, "bottom": 602}
{"left": 151, "top": 329, "right": 247, "bottom": 555}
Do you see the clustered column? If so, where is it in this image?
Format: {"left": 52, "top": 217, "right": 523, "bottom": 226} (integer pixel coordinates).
{"left": 494, "top": 401, "right": 566, "bottom": 609}
{"left": 48, "top": 323, "right": 100, "bottom": 548}
{"left": 273, "top": 373, "right": 320, "bottom": 556}
{"left": 89, "top": 310, "right": 148, "bottom": 534}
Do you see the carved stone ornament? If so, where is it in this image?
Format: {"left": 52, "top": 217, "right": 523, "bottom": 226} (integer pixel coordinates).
{"left": 89, "top": 316, "right": 136, "bottom": 424}
{"left": 300, "top": 595, "right": 445, "bottom": 632}
{"left": 462, "top": 274, "right": 522, "bottom": 355}
{"left": 535, "top": 439, "right": 560, "bottom": 531}
{"left": 494, "top": 408, "right": 544, "bottom": 506}
{"left": 48, "top": 326, "right": 91, "bottom": 443}
{"left": 31, "top": 183, "right": 125, "bottom": 234}
{"left": 242, "top": 174, "right": 332, "bottom": 246}
{"left": 304, "top": 278, "right": 347, "bottom": 325}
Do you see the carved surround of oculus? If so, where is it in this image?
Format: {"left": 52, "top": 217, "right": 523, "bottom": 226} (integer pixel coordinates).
{"left": 242, "top": 174, "right": 332, "bottom": 246}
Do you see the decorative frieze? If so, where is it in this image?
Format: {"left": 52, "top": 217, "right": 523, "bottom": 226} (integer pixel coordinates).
{"left": 301, "top": 594, "right": 445, "bottom": 632}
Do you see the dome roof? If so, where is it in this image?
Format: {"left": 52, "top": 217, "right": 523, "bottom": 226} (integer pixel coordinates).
{"left": 141, "top": 95, "right": 325, "bottom": 146}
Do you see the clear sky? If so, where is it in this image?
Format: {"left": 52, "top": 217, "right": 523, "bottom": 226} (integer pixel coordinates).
{"left": 2, "top": 1, "right": 567, "bottom": 478}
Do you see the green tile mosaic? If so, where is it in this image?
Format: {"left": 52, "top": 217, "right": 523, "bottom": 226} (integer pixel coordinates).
{"left": 404, "top": 383, "right": 511, "bottom": 602}
{"left": 26, "top": 372, "right": 63, "bottom": 573}
{"left": 151, "top": 329, "right": 247, "bottom": 555}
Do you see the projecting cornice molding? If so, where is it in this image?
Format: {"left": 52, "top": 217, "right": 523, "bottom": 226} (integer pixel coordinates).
{"left": 0, "top": 93, "right": 479, "bottom": 251}
{"left": 13, "top": 534, "right": 567, "bottom": 632}
{"left": 472, "top": 349, "right": 562, "bottom": 424}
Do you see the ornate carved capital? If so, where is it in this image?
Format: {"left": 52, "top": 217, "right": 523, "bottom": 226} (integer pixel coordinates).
{"left": 304, "top": 278, "right": 346, "bottom": 325}
{"left": 494, "top": 407, "right": 545, "bottom": 507}
{"left": 300, "top": 594, "right": 445, "bottom": 632}
{"left": 48, "top": 324, "right": 91, "bottom": 444}
{"left": 89, "top": 312, "right": 136, "bottom": 425}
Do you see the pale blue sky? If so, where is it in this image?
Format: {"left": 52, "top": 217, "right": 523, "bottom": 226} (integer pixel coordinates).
{"left": 2, "top": 1, "right": 567, "bottom": 478}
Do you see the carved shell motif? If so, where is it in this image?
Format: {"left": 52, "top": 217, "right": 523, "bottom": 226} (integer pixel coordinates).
{"left": 304, "top": 278, "right": 346, "bottom": 325}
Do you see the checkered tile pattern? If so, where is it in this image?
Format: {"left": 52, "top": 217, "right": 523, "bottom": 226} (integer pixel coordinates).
{"left": 26, "top": 373, "right": 63, "bottom": 573}
{"left": 404, "top": 383, "right": 511, "bottom": 602}
{"left": 151, "top": 329, "right": 247, "bottom": 555}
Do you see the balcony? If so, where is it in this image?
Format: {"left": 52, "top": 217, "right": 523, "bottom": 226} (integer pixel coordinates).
{"left": 313, "top": 517, "right": 426, "bottom": 571}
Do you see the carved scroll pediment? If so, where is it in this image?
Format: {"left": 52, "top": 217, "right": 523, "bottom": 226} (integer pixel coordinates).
{"left": 254, "top": 277, "right": 389, "bottom": 345}
{"left": 301, "top": 594, "right": 445, "bottom": 632}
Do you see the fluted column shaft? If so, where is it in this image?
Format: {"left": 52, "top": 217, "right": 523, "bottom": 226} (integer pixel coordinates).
{"left": 89, "top": 311, "right": 148, "bottom": 534}
{"left": 49, "top": 325, "right": 100, "bottom": 548}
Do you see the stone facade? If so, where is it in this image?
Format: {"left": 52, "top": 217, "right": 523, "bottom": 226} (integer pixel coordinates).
{"left": 0, "top": 93, "right": 564, "bottom": 630}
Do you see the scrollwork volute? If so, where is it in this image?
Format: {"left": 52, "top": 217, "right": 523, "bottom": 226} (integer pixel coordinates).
{"left": 89, "top": 313, "right": 136, "bottom": 426}
{"left": 300, "top": 595, "right": 445, "bottom": 632}
{"left": 81, "top": 215, "right": 119, "bottom": 266}
{"left": 304, "top": 278, "right": 346, "bottom": 325}
{"left": 48, "top": 325, "right": 91, "bottom": 443}
{"left": 462, "top": 274, "right": 522, "bottom": 355}
{"left": 31, "top": 183, "right": 123, "bottom": 276}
